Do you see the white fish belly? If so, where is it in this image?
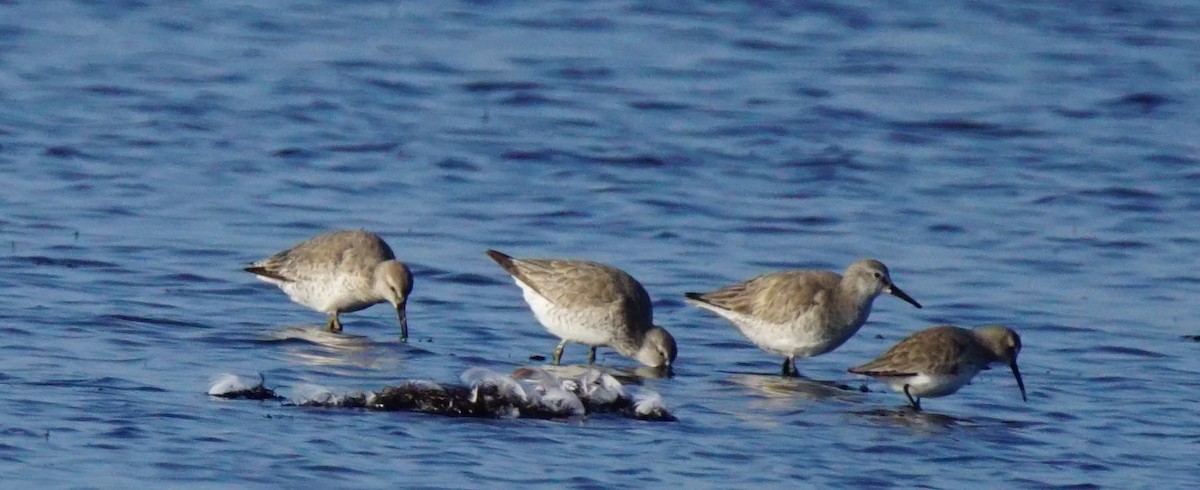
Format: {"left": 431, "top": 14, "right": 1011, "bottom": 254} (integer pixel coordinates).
{"left": 515, "top": 279, "right": 614, "bottom": 346}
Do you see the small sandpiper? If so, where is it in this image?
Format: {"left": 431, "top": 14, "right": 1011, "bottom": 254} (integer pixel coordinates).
{"left": 685, "top": 259, "right": 921, "bottom": 377}
{"left": 849, "top": 324, "right": 1027, "bottom": 410}
{"left": 245, "top": 230, "right": 413, "bottom": 340}
{"left": 486, "top": 250, "right": 677, "bottom": 369}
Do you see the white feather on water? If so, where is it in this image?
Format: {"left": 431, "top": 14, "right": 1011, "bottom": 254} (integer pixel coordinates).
{"left": 578, "top": 368, "right": 628, "bottom": 405}
{"left": 461, "top": 367, "right": 528, "bottom": 402}
{"left": 207, "top": 374, "right": 252, "bottom": 396}
{"left": 511, "top": 367, "right": 585, "bottom": 416}
{"left": 292, "top": 384, "right": 343, "bottom": 405}
{"left": 632, "top": 389, "right": 669, "bottom": 417}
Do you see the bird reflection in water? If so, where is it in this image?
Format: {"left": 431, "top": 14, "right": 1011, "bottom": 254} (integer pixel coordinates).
{"left": 259, "top": 325, "right": 385, "bottom": 368}
{"left": 848, "top": 406, "right": 962, "bottom": 433}
{"left": 726, "top": 372, "right": 868, "bottom": 403}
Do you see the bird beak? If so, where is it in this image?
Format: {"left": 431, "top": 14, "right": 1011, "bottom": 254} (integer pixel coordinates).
{"left": 886, "top": 284, "right": 922, "bottom": 309}
{"left": 1010, "top": 360, "right": 1027, "bottom": 402}
{"left": 655, "top": 364, "right": 674, "bottom": 378}
{"left": 396, "top": 302, "right": 408, "bottom": 342}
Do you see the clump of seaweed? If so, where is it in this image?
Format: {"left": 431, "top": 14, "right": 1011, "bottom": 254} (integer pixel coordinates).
{"left": 208, "top": 367, "right": 675, "bottom": 422}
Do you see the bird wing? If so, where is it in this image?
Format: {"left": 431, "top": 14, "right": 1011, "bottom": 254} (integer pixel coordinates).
{"left": 245, "top": 230, "right": 393, "bottom": 282}
{"left": 688, "top": 270, "right": 841, "bottom": 324}
{"left": 849, "top": 326, "right": 972, "bottom": 376}
{"left": 488, "top": 251, "right": 650, "bottom": 319}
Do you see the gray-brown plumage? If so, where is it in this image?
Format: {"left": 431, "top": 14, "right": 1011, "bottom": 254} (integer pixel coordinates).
{"left": 685, "top": 259, "right": 921, "bottom": 376}
{"left": 849, "top": 325, "right": 1026, "bottom": 410}
{"left": 487, "top": 250, "right": 676, "bottom": 368}
{"left": 245, "top": 230, "right": 413, "bottom": 340}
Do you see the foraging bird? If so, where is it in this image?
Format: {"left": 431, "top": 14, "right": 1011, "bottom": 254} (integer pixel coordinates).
{"left": 685, "top": 259, "right": 921, "bottom": 377}
{"left": 486, "top": 249, "right": 677, "bottom": 369}
{"left": 849, "top": 324, "right": 1027, "bottom": 410}
{"left": 245, "top": 230, "right": 413, "bottom": 340}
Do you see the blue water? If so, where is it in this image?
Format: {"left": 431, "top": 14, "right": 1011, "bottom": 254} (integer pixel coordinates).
{"left": 2, "top": 0, "right": 1199, "bottom": 487}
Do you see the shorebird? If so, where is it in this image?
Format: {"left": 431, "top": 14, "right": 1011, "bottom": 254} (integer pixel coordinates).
{"left": 245, "top": 230, "right": 413, "bottom": 340}
{"left": 685, "top": 259, "right": 920, "bottom": 376}
{"left": 486, "top": 250, "right": 676, "bottom": 369}
{"left": 849, "top": 325, "right": 1027, "bottom": 410}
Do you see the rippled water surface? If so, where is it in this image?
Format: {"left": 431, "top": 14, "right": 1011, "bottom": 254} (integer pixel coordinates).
{"left": 2, "top": 0, "right": 1199, "bottom": 487}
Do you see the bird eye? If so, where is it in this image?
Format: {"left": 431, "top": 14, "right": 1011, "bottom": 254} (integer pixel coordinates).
{"left": 872, "top": 272, "right": 882, "bottom": 279}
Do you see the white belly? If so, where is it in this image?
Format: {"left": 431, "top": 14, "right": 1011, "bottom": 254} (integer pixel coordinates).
{"left": 268, "top": 274, "right": 380, "bottom": 314}
{"left": 879, "top": 368, "right": 981, "bottom": 399}
{"left": 707, "top": 307, "right": 861, "bottom": 358}
{"left": 515, "top": 279, "right": 615, "bottom": 346}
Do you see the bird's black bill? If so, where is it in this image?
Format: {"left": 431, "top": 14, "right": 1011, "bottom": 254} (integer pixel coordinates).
{"left": 654, "top": 365, "right": 675, "bottom": 378}
{"left": 1010, "top": 360, "right": 1027, "bottom": 402}
{"left": 396, "top": 303, "right": 408, "bottom": 342}
{"left": 887, "top": 284, "right": 922, "bottom": 309}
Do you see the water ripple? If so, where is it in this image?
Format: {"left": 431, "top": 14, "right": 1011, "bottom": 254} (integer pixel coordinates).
{"left": 0, "top": 0, "right": 1197, "bottom": 487}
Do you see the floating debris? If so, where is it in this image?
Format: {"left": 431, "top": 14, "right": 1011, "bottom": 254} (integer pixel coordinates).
{"left": 208, "top": 367, "right": 674, "bottom": 421}
{"left": 510, "top": 367, "right": 586, "bottom": 418}
{"left": 632, "top": 390, "right": 675, "bottom": 422}
{"left": 208, "top": 374, "right": 284, "bottom": 401}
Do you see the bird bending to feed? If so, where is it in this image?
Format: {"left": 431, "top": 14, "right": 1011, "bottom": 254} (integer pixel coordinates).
{"left": 245, "top": 229, "right": 413, "bottom": 340}
{"left": 685, "top": 259, "right": 921, "bottom": 377}
{"left": 849, "top": 325, "right": 1026, "bottom": 410}
{"left": 486, "top": 249, "right": 676, "bottom": 369}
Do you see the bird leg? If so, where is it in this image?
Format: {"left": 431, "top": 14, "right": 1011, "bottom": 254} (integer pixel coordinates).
{"left": 587, "top": 346, "right": 597, "bottom": 364}
{"left": 552, "top": 340, "right": 568, "bottom": 365}
{"left": 903, "top": 385, "right": 921, "bottom": 411}
{"left": 326, "top": 313, "right": 343, "bottom": 333}
{"left": 781, "top": 356, "right": 798, "bottom": 377}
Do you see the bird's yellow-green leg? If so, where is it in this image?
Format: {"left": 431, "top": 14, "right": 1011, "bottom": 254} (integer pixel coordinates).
{"left": 552, "top": 340, "right": 568, "bottom": 365}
